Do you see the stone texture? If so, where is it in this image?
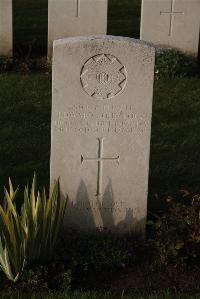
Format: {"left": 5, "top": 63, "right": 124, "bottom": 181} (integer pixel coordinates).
{"left": 51, "top": 36, "right": 155, "bottom": 234}
{"left": 0, "top": 0, "right": 12, "bottom": 57}
{"left": 48, "top": 0, "right": 107, "bottom": 57}
{"left": 140, "top": 0, "right": 200, "bottom": 56}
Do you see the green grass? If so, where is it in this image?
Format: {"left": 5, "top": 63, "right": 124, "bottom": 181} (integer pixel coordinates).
{"left": 13, "top": 0, "right": 141, "bottom": 56}
{"left": 0, "top": 74, "right": 200, "bottom": 199}
{"left": 150, "top": 77, "right": 200, "bottom": 196}
{"left": 107, "top": 0, "right": 141, "bottom": 38}
{"left": 0, "top": 292, "right": 199, "bottom": 299}
{"left": 13, "top": 0, "right": 48, "bottom": 56}
{"left": 0, "top": 74, "right": 51, "bottom": 191}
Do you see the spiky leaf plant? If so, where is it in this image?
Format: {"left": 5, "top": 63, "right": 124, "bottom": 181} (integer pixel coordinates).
{"left": 0, "top": 175, "right": 67, "bottom": 282}
{"left": 22, "top": 174, "right": 67, "bottom": 263}
{"left": 0, "top": 180, "right": 26, "bottom": 282}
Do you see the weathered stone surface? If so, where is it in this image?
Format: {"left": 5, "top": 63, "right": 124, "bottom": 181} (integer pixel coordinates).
{"left": 0, "top": 0, "right": 12, "bottom": 57}
{"left": 48, "top": 0, "right": 107, "bottom": 57}
{"left": 51, "top": 36, "right": 155, "bottom": 234}
{"left": 140, "top": 0, "right": 200, "bottom": 56}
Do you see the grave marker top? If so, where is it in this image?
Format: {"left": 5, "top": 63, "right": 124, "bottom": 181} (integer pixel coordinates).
{"left": 160, "top": 0, "right": 184, "bottom": 37}
{"left": 0, "top": 0, "right": 12, "bottom": 57}
{"left": 140, "top": 0, "right": 200, "bottom": 56}
{"left": 48, "top": 0, "right": 108, "bottom": 57}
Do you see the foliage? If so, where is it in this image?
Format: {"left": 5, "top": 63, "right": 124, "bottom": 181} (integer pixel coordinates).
{"left": 53, "top": 194, "right": 200, "bottom": 289}
{"left": 56, "top": 232, "right": 137, "bottom": 277}
{"left": 0, "top": 190, "right": 199, "bottom": 292}
{"left": 0, "top": 56, "right": 49, "bottom": 73}
{"left": 0, "top": 175, "right": 67, "bottom": 282}
{"left": 22, "top": 174, "right": 67, "bottom": 263}
{"left": 155, "top": 49, "right": 199, "bottom": 79}
{"left": 0, "top": 57, "right": 13, "bottom": 72}
{"left": 0, "top": 180, "right": 26, "bottom": 282}
{"left": 147, "top": 192, "right": 200, "bottom": 267}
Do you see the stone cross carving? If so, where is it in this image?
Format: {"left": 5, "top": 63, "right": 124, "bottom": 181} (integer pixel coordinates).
{"left": 160, "top": 0, "right": 184, "bottom": 37}
{"left": 81, "top": 138, "right": 120, "bottom": 196}
{"left": 76, "top": 0, "right": 80, "bottom": 17}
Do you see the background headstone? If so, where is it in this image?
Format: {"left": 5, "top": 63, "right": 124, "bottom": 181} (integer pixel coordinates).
{"left": 0, "top": 0, "right": 12, "bottom": 57}
{"left": 48, "top": 0, "right": 108, "bottom": 57}
{"left": 140, "top": 0, "right": 200, "bottom": 56}
{"left": 51, "top": 36, "right": 155, "bottom": 234}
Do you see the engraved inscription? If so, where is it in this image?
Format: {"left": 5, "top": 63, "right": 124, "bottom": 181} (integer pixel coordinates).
{"left": 81, "top": 138, "right": 120, "bottom": 196}
{"left": 67, "top": 201, "right": 128, "bottom": 213}
{"left": 54, "top": 104, "right": 148, "bottom": 135}
{"left": 160, "top": 0, "right": 184, "bottom": 37}
{"left": 80, "top": 54, "right": 127, "bottom": 100}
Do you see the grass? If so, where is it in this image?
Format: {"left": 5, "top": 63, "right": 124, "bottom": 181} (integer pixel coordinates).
{"left": 13, "top": 0, "right": 48, "bottom": 56}
{"left": 0, "top": 74, "right": 200, "bottom": 200}
{"left": 13, "top": 0, "right": 141, "bottom": 56}
{"left": 0, "top": 74, "right": 51, "bottom": 191}
{"left": 107, "top": 0, "right": 141, "bottom": 38}
{"left": 0, "top": 292, "right": 200, "bottom": 299}
{"left": 150, "top": 77, "right": 200, "bottom": 197}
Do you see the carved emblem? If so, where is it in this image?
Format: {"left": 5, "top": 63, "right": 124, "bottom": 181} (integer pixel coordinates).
{"left": 80, "top": 54, "right": 127, "bottom": 100}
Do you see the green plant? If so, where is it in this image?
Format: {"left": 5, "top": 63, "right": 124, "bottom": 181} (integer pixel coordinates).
{"left": 0, "top": 57, "right": 13, "bottom": 72}
{"left": 22, "top": 174, "right": 67, "bottom": 263}
{"left": 0, "top": 175, "right": 67, "bottom": 282}
{"left": 59, "top": 268, "right": 72, "bottom": 291}
{"left": 147, "top": 193, "right": 200, "bottom": 267}
{"left": 0, "top": 180, "right": 26, "bottom": 282}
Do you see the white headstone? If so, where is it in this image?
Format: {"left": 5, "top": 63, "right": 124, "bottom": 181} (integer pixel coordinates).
{"left": 140, "top": 0, "right": 200, "bottom": 56}
{"left": 0, "top": 0, "right": 12, "bottom": 57}
{"left": 48, "top": 0, "right": 108, "bottom": 57}
{"left": 51, "top": 36, "right": 155, "bottom": 234}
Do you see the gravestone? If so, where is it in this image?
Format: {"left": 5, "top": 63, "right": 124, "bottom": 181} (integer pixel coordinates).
{"left": 51, "top": 36, "right": 155, "bottom": 234}
{"left": 140, "top": 0, "right": 200, "bottom": 56}
{"left": 0, "top": 0, "right": 12, "bottom": 57}
{"left": 48, "top": 0, "right": 108, "bottom": 57}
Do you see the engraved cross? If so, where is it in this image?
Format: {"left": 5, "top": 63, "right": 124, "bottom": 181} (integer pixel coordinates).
{"left": 160, "top": 0, "right": 184, "bottom": 37}
{"left": 76, "top": 0, "right": 80, "bottom": 17}
{"left": 81, "top": 138, "right": 120, "bottom": 197}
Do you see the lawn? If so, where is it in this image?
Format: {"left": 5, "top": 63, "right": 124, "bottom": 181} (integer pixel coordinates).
{"left": 13, "top": 0, "right": 48, "bottom": 56}
{"left": 0, "top": 292, "right": 200, "bottom": 299}
{"left": 0, "top": 74, "right": 51, "bottom": 190}
{"left": 0, "top": 74, "right": 200, "bottom": 200}
{"left": 150, "top": 77, "right": 200, "bottom": 197}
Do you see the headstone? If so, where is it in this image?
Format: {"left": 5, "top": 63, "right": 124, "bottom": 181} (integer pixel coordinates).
{"left": 51, "top": 36, "right": 155, "bottom": 234}
{"left": 140, "top": 0, "right": 200, "bottom": 56}
{"left": 48, "top": 0, "right": 108, "bottom": 57}
{"left": 0, "top": 0, "right": 12, "bottom": 57}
